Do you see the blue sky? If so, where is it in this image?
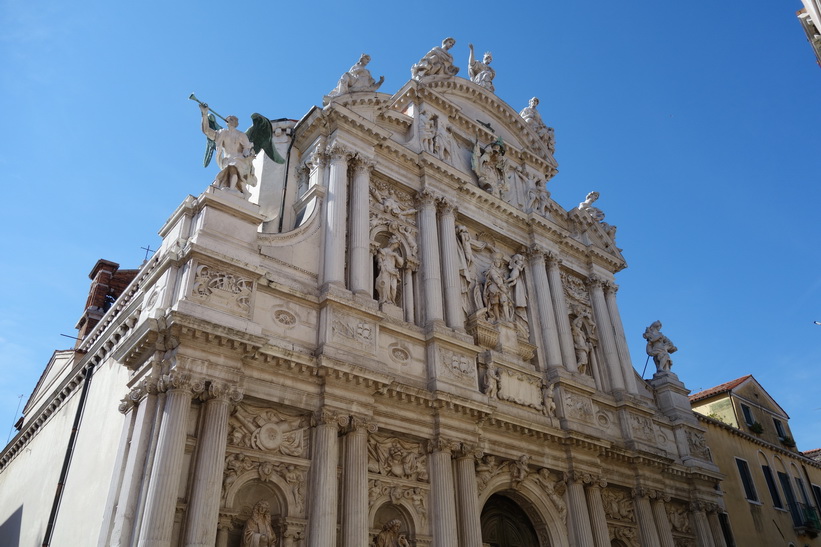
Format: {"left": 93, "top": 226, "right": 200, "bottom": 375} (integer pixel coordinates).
{"left": 2, "top": 1, "right": 820, "bottom": 450}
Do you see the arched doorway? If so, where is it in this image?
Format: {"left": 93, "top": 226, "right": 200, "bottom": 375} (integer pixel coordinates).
{"left": 481, "top": 493, "right": 540, "bottom": 547}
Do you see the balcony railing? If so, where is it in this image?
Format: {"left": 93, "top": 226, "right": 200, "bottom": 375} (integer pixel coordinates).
{"left": 790, "top": 502, "right": 821, "bottom": 536}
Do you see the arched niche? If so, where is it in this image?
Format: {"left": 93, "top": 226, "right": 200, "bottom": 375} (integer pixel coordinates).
{"left": 369, "top": 501, "right": 417, "bottom": 544}
{"left": 220, "top": 477, "right": 290, "bottom": 547}
{"left": 370, "top": 228, "right": 419, "bottom": 323}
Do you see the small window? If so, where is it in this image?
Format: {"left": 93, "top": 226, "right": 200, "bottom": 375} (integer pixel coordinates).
{"left": 778, "top": 471, "right": 803, "bottom": 526}
{"left": 773, "top": 419, "right": 786, "bottom": 439}
{"left": 736, "top": 458, "right": 758, "bottom": 502}
{"left": 719, "top": 512, "right": 736, "bottom": 547}
{"left": 741, "top": 403, "right": 755, "bottom": 426}
{"left": 762, "top": 465, "right": 783, "bottom": 508}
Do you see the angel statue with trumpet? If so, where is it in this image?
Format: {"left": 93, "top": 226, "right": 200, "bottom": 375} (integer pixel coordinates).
{"left": 191, "top": 94, "right": 284, "bottom": 199}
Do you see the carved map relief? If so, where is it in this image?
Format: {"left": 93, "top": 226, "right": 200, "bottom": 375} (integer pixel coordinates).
{"left": 439, "top": 348, "right": 476, "bottom": 382}
{"left": 563, "top": 392, "right": 594, "bottom": 423}
{"left": 367, "top": 434, "right": 429, "bottom": 482}
{"left": 191, "top": 263, "right": 254, "bottom": 317}
{"left": 228, "top": 404, "right": 310, "bottom": 458}
{"left": 495, "top": 366, "right": 543, "bottom": 411}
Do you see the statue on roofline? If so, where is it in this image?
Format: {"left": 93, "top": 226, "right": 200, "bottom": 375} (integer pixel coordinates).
{"left": 191, "top": 94, "right": 285, "bottom": 199}
{"left": 643, "top": 320, "right": 678, "bottom": 373}
{"left": 411, "top": 37, "right": 459, "bottom": 82}
{"left": 519, "top": 97, "right": 555, "bottom": 154}
{"left": 324, "top": 53, "right": 384, "bottom": 105}
{"left": 468, "top": 43, "right": 495, "bottom": 92}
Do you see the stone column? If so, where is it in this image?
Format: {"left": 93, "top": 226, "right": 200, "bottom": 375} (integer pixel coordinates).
{"left": 650, "top": 494, "right": 676, "bottom": 547}
{"left": 545, "top": 253, "right": 576, "bottom": 371}
{"left": 137, "top": 372, "right": 204, "bottom": 547}
{"left": 565, "top": 472, "right": 595, "bottom": 546}
{"left": 453, "top": 444, "right": 482, "bottom": 547}
{"left": 604, "top": 282, "right": 638, "bottom": 394}
{"left": 418, "top": 190, "right": 444, "bottom": 324}
{"left": 588, "top": 277, "right": 625, "bottom": 392}
{"left": 428, "top": 438, "right": 458, "bottom": 547}
{"left": 215, "top": 515, "right": 232, "bottom": 547}
{"left": 307, "top": 410, "right": 348, "bottom": 547}
{"left": 341, "top": 417, "right": 375, "bottom": 547}
{"left": 107, "top": 377, "right": 160, "bottom": 547}
{"left": 528, "top": 247, "right": 562, "bottom": 369}
{"left": 633, "top": 488, "right": 662, "bottom": 547}
{"left": 323, "top": 144, "right": 352, "bottom": 287}
{"left": 349, "top": 159, "right": 374, "bottom": 295}
{"left": 183, "top": 382, "right": 243, "bottom": 547}
{"left": 585, "top": 478, "right": 610, "bottom": 547}
{"left": 706, "top": 505, "right": 728, "bottom": 547}
{"left": 690, "top": 502, "right": 716, "bottom": 547}
{"left": 438, "top": 198, "right": 464, "bottom": 329}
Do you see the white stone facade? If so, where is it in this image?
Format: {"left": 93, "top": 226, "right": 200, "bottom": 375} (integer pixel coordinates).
{"left": 0, "top": 45, "right": 726, "bottom": 547}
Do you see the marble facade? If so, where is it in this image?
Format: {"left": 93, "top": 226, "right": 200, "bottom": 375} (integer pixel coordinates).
{"left": 0, "top": 41, "right": 727, "bottom": 547}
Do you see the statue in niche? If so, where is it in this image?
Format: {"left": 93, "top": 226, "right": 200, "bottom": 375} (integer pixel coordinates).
{"left": 577, "top": 191, "right": 617, "bottom": 239}
{"left": 506, "top": 254, "right": 529, "bottom": 337}
{"left": 374, "top": 519, "right": 410, "bottom": 547}
{"left": 471, "top": 139, "right": 508, "bottom": 198}
{"left": 484, "top": 365, "right": 501, "bottom": 399}
{"left": 483, "top": 253, "right": 512, "bottom": 323}
{"left": 571, "top": 315, "right": 592, "bottom": 375}
{"left": 325, "top": 53, "right": 384, "bottom": 103}
{"left": 434, "top": 118, "right": 456, "bottom": 163}
{"left": 512, "top": 455, "right": 530, "bottom": 488}
{"left": 411, "top": 37, "right": 459, "bottom": 82}
{"left": 519, "top": 97, "right": 556, "bottom": 154}
{"left": 643, "top": 320, "right": 677, "bottom": 372}
{"left": 456, "top": 225, "right": 486, "bottom": 315}
{"left": 242, "top": 500, "right": 276, "bottom": 547}
{"left": 468, "top": 44, "right": 495, "bottom": 92}
{"left": 370, "top": 186, "right": 417, "bottom": 220}
{"left": 418, "top": 111, "right": 436, "bottom": 154}
{"left": 526, "top": 177, "right": 551, "bottom": 216}
{"left": 375, "top": 236, "right": 404, "bottom": 305}
{"left": 542, "top": 382, "right": 557, "bottom": 417}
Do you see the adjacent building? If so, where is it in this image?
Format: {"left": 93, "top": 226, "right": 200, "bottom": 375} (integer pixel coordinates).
{"left": 798, "top": 0, "right": 821, "bottom": 66}
{"left": 1, "top": 41, "right": 727, "bottom": 547}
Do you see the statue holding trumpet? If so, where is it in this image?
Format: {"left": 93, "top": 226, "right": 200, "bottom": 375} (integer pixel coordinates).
{"left": 190, "top": 94, "right": 284, "bottom": 199}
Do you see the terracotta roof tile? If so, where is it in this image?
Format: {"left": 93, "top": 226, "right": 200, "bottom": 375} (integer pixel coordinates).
{"left": 689, "top": 375, "right": 753, "bottom": 403}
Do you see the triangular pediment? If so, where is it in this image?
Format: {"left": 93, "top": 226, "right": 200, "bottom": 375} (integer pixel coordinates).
{"left": 23, "top": 349, "right": 76, "bottom": 417}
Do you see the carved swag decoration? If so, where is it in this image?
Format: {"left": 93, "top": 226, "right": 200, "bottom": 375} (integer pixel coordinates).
{"left": 228, "top": 404, "right": 309, "bottom": 457}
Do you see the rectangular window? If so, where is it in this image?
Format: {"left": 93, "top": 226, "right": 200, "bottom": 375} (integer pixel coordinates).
{"left": 778, "top": 471, "right": 803, "bottom": 526}
{"left": 736, "top": 458, "right": 758, "bottom": 502}
{"left": 719, "top": 512, "right": 736, "bottom": 547}
{"left": 813, "top": 484, "right": 821, "bottom": 508}
{"left": 741, "top": 403, "right": 755, "bottom": 426}
{"left": 796, "top": 477, "right": 811, "bottom": 505}
{"left": 773, "top": 419, "right": 786, "bottom": 439}
{"left": 762, "top": 465, "right": 783, "bottom": 508}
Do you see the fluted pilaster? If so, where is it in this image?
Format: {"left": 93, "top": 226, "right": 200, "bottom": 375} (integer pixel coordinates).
{"left": 341, "top": 417, "right": 376, "bottom": 547}
{"left": 428, "top": 438, "right": 457, "bottom": 547}
{"left": 604, "top": 282, "right": 638, "bottom": 394}
{"left": 706, "top": 505, "right": 727, "bottom": 547}
{"left": 585, "top": 478, "right": 610, "bottom": 547}
{"left": 588, "top": 277, "right": 625, "bottom": 392}
{"left": 418, "top": 190, "right": 444, "bottom": 324}
{"left": 566, "top": 472, "right": 595, "bottom": 546}
{"left": 454, "top": 444, "right": 483, "bottom": 547}
{"left": 349, "top": 159, "right": 374, "bottom": 295}
{"left": 545, "top": 253, "right": 576, "bottom": 370}
{"left": 438, "top": 198, "right": 463, "bottom": 329}
{"left": 183, "top": 382, "right": 243, "bottom": 547}
{"left": 529, "top": 248, "right": 562, "bottom": 368}
{"left": 307, "top": 410, "right": 349, "bottom": 547}
{"left": 690, "top": 501, "right": 716, "bottom": 547}
{"left": 323, "top": 145, "right": 352, "bottom": 286}
{"left": 651, "top": 494, "right": 675, "bottom": 547}
{"left": 137, "top": 372, "right": 204, "bottom": 547}
{"left": 633, "top": 488, "right": 662, "bottom": 547}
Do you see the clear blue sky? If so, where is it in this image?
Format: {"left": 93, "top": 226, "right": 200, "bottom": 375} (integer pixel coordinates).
{"left": 2, "top": 1, "right": 820, "bottom": 450}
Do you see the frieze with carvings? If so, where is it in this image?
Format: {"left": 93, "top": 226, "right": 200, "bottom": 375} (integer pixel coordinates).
{"left": 561, "top": 272, "right": 591, "bottom": 306}
{"left": 191, "top": 263, "right": 253, "bottom": 316}
{"left": 439, "top": 348, "right": 476, "bottom": 380}
{"left": 222, "top": 452, "right": 307, "bottom": 514}
{"left": 601, "top": 487, "right": 636, "bottom": 523}
{"left": 228, "top": 404, "right": 309, "bottom": 458}
{"left": 630, "top": 414, "right": 656, "bottom": 442}
{"left": 563, "top": 392, "right": 594, "bottom": 422}
{"left": 686, "top": 429, "right": 712, "bottom": 461}
{"left": 368, "top": 479, "right": 428, "bottom": 525}
{"left": 367, "top": 434, "right": 429, "bottom": 482}
{"left": 609, "top": 524, "right": 639, "bottom": 547}
{"left": 332, "top": 317, "right": 375, "bottom": 346}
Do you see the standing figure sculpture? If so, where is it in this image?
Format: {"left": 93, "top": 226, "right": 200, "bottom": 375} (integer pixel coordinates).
{"left": 418, "top": 111, "right": 436, "bottom": 154}
{"left": 411, "top": 37, "right": 459, "bottom": 82}
{"left": 506, "top": 254, "right": 529, "bottom": 336}
{"left": 325, "top": 53, "right": 384, "bottom": 104}
{"left": 375, "top": 236, "right": 404, "bottom": 306}
{"left": 643, "top": 320, "right": 678, "bottom": 372}
{"left": 571, "top": 315, "right": 591, "bottom": 375}
{"left": 456, "top": 225, "right": 486, "bottom": 315}
{"left": 468, "top": 44, "right": 495, "bottom": 92}
{"left": 519, "top": 97, "right": 555, "bottom": 154}
{"left": 242, "top": 501, "right": 276, "bottom": 547}
{"left": 374, "top": 519, "right": 410, "bottom": 547}
{"left": 199, "top": 104, "right": 257, "bottom": 196}
{"left": 483, "top": 254, "right": 512, "bottom": 322}
{"left": 471, "top": 139, "right": 507, "bottom": 198}
{"left": 484, "top": 365, "right": 501, "bottom": 399}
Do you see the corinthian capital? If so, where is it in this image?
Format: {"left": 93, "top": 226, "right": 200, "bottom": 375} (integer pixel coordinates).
{"left": 437, "top": 196, "right": 457, "bottom": 215}
{"left": 353, "top": 156, "right": 376, "bottom": 175}
{"left": 417, "top": 188, "right": 439, "bottom": 207}
{"left": 326, "top": 143, "right": 353, "bottom": 162}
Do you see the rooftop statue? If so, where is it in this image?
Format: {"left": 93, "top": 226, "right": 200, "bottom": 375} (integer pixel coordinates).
{"left": 192, "top": 94, "right": 285, "bottom": 199}
{"left": 643, "top": 320, "right": 678, "bottom": 373}
{"left": 577, "top": 191, "right": 617, "bottom": 239}
{"left": 519, "top": 97, "right": 555, "bottom": 154}
{"left": 324, "top": 53, "right": 384, "bottom": 104}
{"left": 411, "top": 37, "right": 459, "bottom": 83}
{"left": 468, "top": 44, "right": 495, "bottom": 92}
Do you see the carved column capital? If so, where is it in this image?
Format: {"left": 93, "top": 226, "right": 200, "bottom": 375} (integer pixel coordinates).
{"left": 417, "top": 188, "right": 439, "bottom": 207}
{"left": 326, "top": 143, "right": 353, "bottom": 162}
{"left": 202, "top": 381, "right": 243, "bottom": 404}
{"left": 158, "top": 371, "right": 205, "bottom": 397}
{"left": 586, "top": 275, "right": 605, "bottom": 290}
{"left": 437, "top": 196, "right": 458, "bottom": 215}
{"left": 454, "top": 442, "right": 482, "bottom": 459}
{"left": 567, "top": 470, "right": 595, "bottom": 485}
{"left": 688, "top": 500, "right": 707, "bottom": 513}
{"left": 352, "top": 156, "right": 376, "bottom": 174}
{"left": 544, "top": 250, "right": 562, "bottom": 268}
{"left": 313, "top": 408, "right": 350, "bottom": 429}
{"left": 427, "top": 436, "right": 456, "bottom": 455}
{"left": 529, "top": 245, "right": 547, "bottom": 261}
{"left": 632, "top": 486, "right": 651, "bottom": 499}
{"left": 603, "top": 281, "right": 619, "bottom": 294}
{"left": 348, "top": 415, "right": 378, "bottom": 434}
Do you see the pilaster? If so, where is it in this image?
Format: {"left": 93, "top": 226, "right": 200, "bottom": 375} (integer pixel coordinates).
{"left": 427, "top": 437, "right": 457, "bottom": 547}
{"left": 323, "top": 144, "right": 353, "bottom": 287}
{"left": 349, "top": 158, "right": 374, "bottom": 295}
{"left": 418, "top": 190, "right": 444, "bottom": 325}
{"left": 545, "top": 252, "right": 576, "bottom": 371}
{"left": 341, "top": 416, "right": 376, "bottom": 547}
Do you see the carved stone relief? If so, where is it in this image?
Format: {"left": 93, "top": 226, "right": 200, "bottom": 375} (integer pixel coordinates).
{"left": 601, "top": 487, "right": 636, "bottom": 523}
{"left": 533, "top": 468, "right": 567, "bottom": 523}
{"left": 562, "top": 272, "right": 591, "bottom": 307}
{"left": 333, "top": 317, "right": 375, "bottom": 346}
{"left": 470, "top": 139, "right": 508, "bottom": 199}
{"left": 667, "top": 503, "right": 693, "bottom": 534}
{"left": 686, "top": 430, "right": 712, "bottom": 461}
{"left": 368, "top": 480, "right": 428, "bottom": 525}
{"left": 630, "top": 414, "right": 657, "bottom": 443}
{"left": 222, "top": 452, "right": 307, "bottom": 514}
{"left": 439, "top": 348, "right": 476, "bottom": 381}
{"left": 563, "top": 392, "right": 594, "bottom": 422}
{"left": 608, "top": 524, "right": 639, "bottom": 547}
{"left": 228, "top": 404, "right": 309, "bottom": 457}
{"left": 496, "top": 367, "right": 543, "bottom": 411}
{"left": 191, "top": 263, "right": 253, "bottom": 316}
{"left": 367, "top": 434, "right": 429, "bottom": 482}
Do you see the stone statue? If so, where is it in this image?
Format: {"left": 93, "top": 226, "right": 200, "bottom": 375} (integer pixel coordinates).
{"left": 519, "top": 97, "right": 555, "bottom": 154}
{"left": 512, "top": 455, "right": 530, "bottom": 488}
{"left": 456, "top": 225, "right": 486, "bottom": 314}
{"left": 411, "top": 37, "right": 459, "bottom": 82}
{"left": 370, "top": 186, "right": 417, "bottom": 220}
{"left": 578, "top": 191, "right": 617, "bottom": 238}
{"left": 506, "top": 254, "right": 529, "bottom": 336}
{"left": 542, "top": 382, "right": 557, "bottom": 417}
{"left": 325, "top": 54, "right": 384, "bottom": 103}
{"left": 374, "top": 519, "right": 410, "bottom": 547}
{"left": 484, "top": 365, "right": 501, "bottom": 399}
{"left": 199, "top": 104, "right": 258, "bottom": 197}
{"left": 483, "top": 254, "right": 512, "bottom": 323}
{"left": 643, "top": 320, "right": 677, "bottom": 372}
{"left": 242, "top": 500, "right": 276, "bottom": 547}
{"left": 571, "top": 315, "right": 591, "bottom": 375}
{"left": 419, "top": 111, "right": 436, "bottom": 154}
{"left": 471, "top": 139, "right": 507, "bottom": 198}
{"left": 468, "top": 44, "right": 495, "bottom": 92}
{"left": 376, "top": 236, "right": 404, "bottom": 305}
{"left": 434, "top": 118, "right": 456, "bottom": 163}
{"left": 526, "top": 177, "right": 551, "bottom": 216}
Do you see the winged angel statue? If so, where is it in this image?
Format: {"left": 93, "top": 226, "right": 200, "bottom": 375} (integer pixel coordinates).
{"left": 194, "top": 96, "right": 285, "bottom": 198}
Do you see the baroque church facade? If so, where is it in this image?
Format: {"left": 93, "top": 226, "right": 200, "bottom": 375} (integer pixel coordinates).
{"left": 0, "top": 40, "right": 727, "bottom": 547}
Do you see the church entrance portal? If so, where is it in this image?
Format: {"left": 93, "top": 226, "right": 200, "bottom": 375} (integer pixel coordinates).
{"left": 480, "top": 493, "right": 541, "bottom": 547}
